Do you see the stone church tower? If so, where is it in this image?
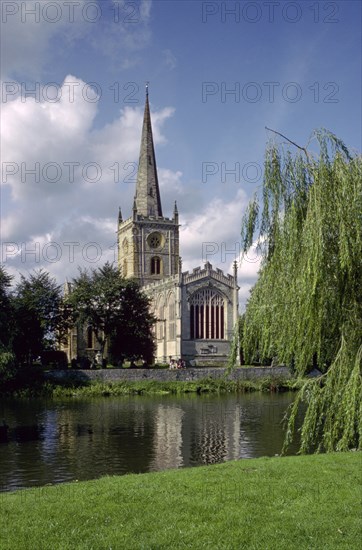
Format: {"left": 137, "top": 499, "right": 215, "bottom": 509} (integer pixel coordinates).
{"left": 62, "top": 88, "right": 239, "bottom": 366}
{"left": 117, "top": 86, "right": 180, "bottom": 286}
{"left": 117, "top": 88, "right": 239, "bottom": 366}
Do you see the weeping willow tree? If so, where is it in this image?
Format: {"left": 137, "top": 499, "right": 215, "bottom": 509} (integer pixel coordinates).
{"left": 240, "top": 128, "right": 362, "bottom": 453}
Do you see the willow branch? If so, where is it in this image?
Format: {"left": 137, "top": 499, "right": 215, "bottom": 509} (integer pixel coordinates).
{"left": 265, "top": 126, "right": 311, "bottom": 161}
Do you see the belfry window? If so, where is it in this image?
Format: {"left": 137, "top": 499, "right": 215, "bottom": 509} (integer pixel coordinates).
{"left": 151, "top": 256, "right": 161, "bottom": 275}
{"left": 190, "top": 289, "right": 225, "bottom": 340}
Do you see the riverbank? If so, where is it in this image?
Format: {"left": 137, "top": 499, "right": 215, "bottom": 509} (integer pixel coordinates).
{"left": 0, "top": 365, "right": 300, "bottom": 398}
{"left": 1, "top": 452, "right": 360, "bottom": 549}
{"left": 45, "top": 365, "right": 292, "bottom": 383}
{"left": 49, "top": 377, "right": 303, "bottom": 398}
{"left": 3, "top": 375, "right": 303, "bottom": 399}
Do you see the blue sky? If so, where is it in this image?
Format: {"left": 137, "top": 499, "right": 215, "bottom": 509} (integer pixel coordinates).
{"left": 1, "top": 0, "right": 361, "bottom": 306}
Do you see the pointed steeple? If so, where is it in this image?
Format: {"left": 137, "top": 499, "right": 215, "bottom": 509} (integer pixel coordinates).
{"left": 118, "top": 207, "right": 123, "bottom": 223}
{"left": 134, "top": 85, "right": 163, "bottom": 218}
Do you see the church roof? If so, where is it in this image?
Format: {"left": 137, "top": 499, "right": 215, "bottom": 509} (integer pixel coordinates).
{"left": 134, "top": 86, "right": 163, "bottom": 218}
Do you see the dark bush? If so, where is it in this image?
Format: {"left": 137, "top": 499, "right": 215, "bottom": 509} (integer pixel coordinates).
{"left": 0, "top": 352, "right": 19, "bottom": 385}
{"left": 41, "top": 350, "right": 68, "bottom": 370}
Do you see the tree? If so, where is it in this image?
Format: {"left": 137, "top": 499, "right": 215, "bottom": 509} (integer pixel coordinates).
{"left": 109, "top": 280, "right": 155, "bottom": 364}
{"left": 0, "top": 266, "right": 14, "bottom": 351}
{"left": 0, "top": 266, "right": 19, "bottom": 386}
{"left": 67, "top": 262, "right": 155, "bottom": 363}
{"left": 12, "top": 269, "right": 66, "bottom": 364}
{"left": 240, "top": 129, "right": 362, "bottom": 453}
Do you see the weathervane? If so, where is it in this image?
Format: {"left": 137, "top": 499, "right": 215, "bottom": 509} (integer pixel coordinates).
{"left": 145, "top": 81, "right": 149, "bottom": 96}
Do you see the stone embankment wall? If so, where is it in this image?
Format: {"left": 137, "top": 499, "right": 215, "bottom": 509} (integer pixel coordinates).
{"left": 45, "top": 366, "right": 291, "bottom": 383}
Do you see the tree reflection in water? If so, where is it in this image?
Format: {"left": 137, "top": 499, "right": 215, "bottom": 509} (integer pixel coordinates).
{"left": 0, "top": 393, "right": 302, "bottom": 492}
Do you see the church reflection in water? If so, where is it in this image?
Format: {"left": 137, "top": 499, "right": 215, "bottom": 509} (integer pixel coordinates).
{"left": 0, "top": 393, "right": 300, "bottom": 492}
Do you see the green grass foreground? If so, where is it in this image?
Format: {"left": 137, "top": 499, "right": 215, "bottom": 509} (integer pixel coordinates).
{"left": 1, "top": 453, "right": 361, "bottom": 549}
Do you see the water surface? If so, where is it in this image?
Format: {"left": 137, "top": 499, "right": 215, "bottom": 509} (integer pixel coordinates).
{"left": 0, "top": 392, "right": 301, "bottom": 492}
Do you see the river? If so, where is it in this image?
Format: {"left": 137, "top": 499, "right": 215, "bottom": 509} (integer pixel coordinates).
{"left": 0, "top": 392, "right": 302, "bottom": 492}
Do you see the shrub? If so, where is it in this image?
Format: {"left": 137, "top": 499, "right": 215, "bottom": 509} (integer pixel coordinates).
{"left": 0, "top": 351, "right": 19, "bottom": 385}
{"left": 41, "top": 350, "right": 68, "bottom": 370}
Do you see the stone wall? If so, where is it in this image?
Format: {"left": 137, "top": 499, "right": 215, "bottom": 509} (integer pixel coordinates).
{"left": 45, "top": 366, "right": 292, "bottom": 383}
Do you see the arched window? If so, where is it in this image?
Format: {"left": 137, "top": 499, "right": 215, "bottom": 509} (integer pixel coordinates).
{"left": 122, "top": 238, "right": 128, "bottom": 253}
{"left": 168, "top": 292, "right": 176, "bottom": 341}
{"left": 157, "top": 297, "right": 165, "bottom": 340}
{"left": 123, "top": 259, "right": 127, "bottom": 277}
{"left": 190, "top": 289, "right": 225, "bottom": 340}
{"left": 86, "top": 325, "right": 93, "bottom": 348}
{"left": 151, "top": 256, "right": 162, "bottom": 275}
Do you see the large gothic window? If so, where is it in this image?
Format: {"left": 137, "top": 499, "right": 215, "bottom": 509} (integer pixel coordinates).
{"left": 190, "top": 289, "right": 225, "bottom": 340}
{"left": 151, "top": 256, "right": 162, "bottom": 275}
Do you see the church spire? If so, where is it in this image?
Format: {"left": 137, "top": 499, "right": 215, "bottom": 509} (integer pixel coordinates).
{"left": 134, "top": 85, "right": 163, "bottom": 217}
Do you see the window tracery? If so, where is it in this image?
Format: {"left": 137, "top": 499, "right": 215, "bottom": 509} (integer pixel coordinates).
{"left": 190, "top": 289, "right": 225, "bottom": 340}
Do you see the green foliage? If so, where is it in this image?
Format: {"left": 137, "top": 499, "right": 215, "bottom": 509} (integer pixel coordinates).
{"left": 67, "top": 262, "right": 125, "bottom": 354}
{"left": 0, "top": 351, "right": 46, "bottom": 393}
{"left": 109, "top": 279, "right": 155, "bottom": 364}
{"left": 0, "top": 265, "right": 14, "bottom": 351}
{"left": 241, "top": 129, "right": 362, "bottom": 452}
{"left": 283, "top": 340, "right": 362, "bottom": 454}
{"left": 0, "top": 351, "right": 19, "bottom": 385}
{"left": 227, "top": 314, "right": 247, "bottom": 370}
{"left": 12, "top": 269, "right": 67, "bottom": 364}
{"left": 67, "top": 262, "right": 155, "bottom": 362}
{"left": 0, "top": 266, "right": 75, "bottom": 389}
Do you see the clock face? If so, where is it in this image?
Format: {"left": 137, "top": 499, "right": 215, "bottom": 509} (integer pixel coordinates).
{"left": 148, "top": 232, "right": 162, "bottom": 249}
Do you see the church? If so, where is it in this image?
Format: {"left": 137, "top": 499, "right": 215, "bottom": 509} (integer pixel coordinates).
{"left": 117, "top": 88, "right": 239, "bottom": 365}
{"left": 63, "top": 88, "right": 239, "bottom": 366}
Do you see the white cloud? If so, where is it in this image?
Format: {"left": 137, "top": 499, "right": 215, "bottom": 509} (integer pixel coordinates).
{"left": 238, "top": 282, "right": 254, "bottom": 311}
{"left": 158, "top": 168, "right": 183, "bottom": 212}
{"left": 1, "top": 74, "right": 176, "bottom": 282}
{"left": 1, "top": 0, "right": 154, "bottom": 79}
{"left": 237, "top": 244, "right": 262, "bottom": 280}
{"left": 139, "top": 0, "right": 152, "bottom": 20}
{"left": 1, "top": 72, "right": 260, "bottom": 307}
{"left": 163, "top": 49, "right": 177, "bottom": 70}
{"left": 89, "top": 0, "right": 153, "bottom": 70}
{"left": 180, "top": 188, "right": 247, "bottom": 270}
{"left": 176, "top": 190, "right": 260, "bottom": 308}
{"left": 0, "top": 0, "right": 89, "bottom": 79}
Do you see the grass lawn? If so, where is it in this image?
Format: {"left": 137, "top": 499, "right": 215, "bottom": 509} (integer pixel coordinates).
{"left": 0, "top": 452, "right": 361, "bottom": 549}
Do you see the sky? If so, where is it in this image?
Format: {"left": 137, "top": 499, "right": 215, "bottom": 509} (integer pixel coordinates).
{"left": 1, "top": 0, "right": 361, "bottom": 308}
